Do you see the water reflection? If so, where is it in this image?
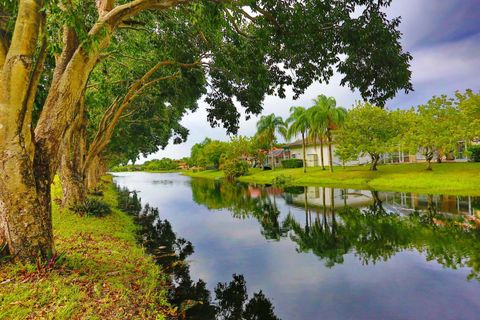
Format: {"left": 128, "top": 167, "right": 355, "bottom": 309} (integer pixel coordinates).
{"left": 116, "top": 187, "right": 280, "bottom": 319}
{"left": 190, "top": 179, "right": 480, "bottom": 281}
{"left": 191, "top": 179, "right": 289, "bottom": 241}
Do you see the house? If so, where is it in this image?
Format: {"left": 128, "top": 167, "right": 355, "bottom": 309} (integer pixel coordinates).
{"left": 284, "top": 138, "right": 474, "bottom": 167}
{"left": 286, "top": 139, "right": 370, "bottom": 167}
{"left": 264, "top": 147, "right": 291, "bottom": 167}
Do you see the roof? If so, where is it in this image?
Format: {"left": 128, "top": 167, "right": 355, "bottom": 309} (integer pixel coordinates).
{"left": 267, "top": 148, "right": 290, "bottom": 157}
{"left": 286, "top": 138, "right": 323, "bottom": 148}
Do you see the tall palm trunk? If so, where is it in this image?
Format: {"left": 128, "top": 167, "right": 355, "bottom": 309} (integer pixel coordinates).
{"left": 327, "top": 130, "right": 334, "bottom": 172}
{"left": 304, "top": 187, "right": 309, "bottom": 231}
{"left": 302, "top": 132, "right": 307, "bottom": 173}
{"left": 271, "top": 142, "right": 275, "bottom": 170}
{"left": 320, "top": 136, "right": 325, "bottom": 170}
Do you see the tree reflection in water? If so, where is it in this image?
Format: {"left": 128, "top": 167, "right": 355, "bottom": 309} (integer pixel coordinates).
{"left": 116, "top": 186, "right": 280, "bottom": 320}
{"left": 191, "top": 179, "right": 289, "bottom": 241}
{"left": 190, "top": 179, "right": 480, "bottom": 282}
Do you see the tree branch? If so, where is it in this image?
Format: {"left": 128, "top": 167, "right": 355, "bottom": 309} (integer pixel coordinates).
{"left": 84, "top": 58, "right": 197, "bottom": 172}
{"left": 91, "top": 0, "right": 191, "bottom": 34}
{"left": 225, "top": 9, "right": 252, "bottom": 39}
{"left": 251, "top": 5, "right": 283, "bottom": 33}
{"left": 0, "top": 0, "right": 44, "bottom": 142}
{"left": 25, "top": 31, "right": 47, "bottom": 127}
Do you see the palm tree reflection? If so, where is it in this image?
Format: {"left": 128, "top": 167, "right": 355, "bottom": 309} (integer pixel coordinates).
{"left": 189, "top": 180, "right": 480, "bottom": 281}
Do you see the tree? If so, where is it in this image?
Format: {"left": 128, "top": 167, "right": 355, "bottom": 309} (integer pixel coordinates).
{"left": 307, "top": 95, "right": 335, "bottom": 170}
{"left": 203, "top": 140, "right": 229, "bottom": 169}
{"left": 189, "top": 138, "right": 228, "bottom": 169}
{"left": 256, "top": 114, "right": 287, "bottom": 170}
{"left": 286, "top": 107, "right": 309, "bottom": 173}
{"left": 1, "top": 0, "right": 412, "bottom": 260}
{"left": 403, "top": 96, "right": 462, "bottom": 170}
{"left": 336, "top": 102, "right": 401, "bottom": 171}
{"left": 456, "top": 89, "right": 480, "bottom": 143}
{"left": 190, "top": 138, "right": 212, "bottom": 167}
{"left": 225, "top": 136, "right": 255, "bottom": 161}
{"left": 317, "top": 97, "right": 348, "bottom": 172}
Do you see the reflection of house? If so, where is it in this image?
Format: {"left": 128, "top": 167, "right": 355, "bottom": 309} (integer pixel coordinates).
{"left": 290, "top": 187, "right": 372, "bottom": 208}
{"left": 289, "top": 186, "right": 479, "bottom": 217}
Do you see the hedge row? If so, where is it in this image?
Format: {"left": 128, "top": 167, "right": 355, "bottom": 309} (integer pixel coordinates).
{"left": 281, "top": 159, "right": 304, "bottom": 168}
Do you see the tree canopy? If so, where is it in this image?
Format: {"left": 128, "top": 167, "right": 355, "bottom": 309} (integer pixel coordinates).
{"left": 336, "top": 102, "right": 402, "bottom": 170}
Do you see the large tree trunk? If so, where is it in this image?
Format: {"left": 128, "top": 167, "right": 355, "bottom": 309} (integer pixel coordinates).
{"left": 370, "top": 153, "right": 380, "bottom": 171}
{"left": 0, "top": 0, "right": 53, "bottom": 260}
{"left": 425, "top": 148, "right": 433, "bottom": 171}
{"left": 0, "top": 0, "right": 185, "bottom": 261}
{"left": 426, "top": 159, "right": 432, "bottom": 171}
{"left": 86, "top": 155, "right": 107, "bottom": 191}
{"left": 0, "top": 169, "right": 53, "bottom": 260}
{"left": 59, "top": 100, "right": 88, "bottom": 208}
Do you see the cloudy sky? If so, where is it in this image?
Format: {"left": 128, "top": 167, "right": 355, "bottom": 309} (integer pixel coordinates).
{"left": 144, "top": 0, "right": 480, "bottom": 161}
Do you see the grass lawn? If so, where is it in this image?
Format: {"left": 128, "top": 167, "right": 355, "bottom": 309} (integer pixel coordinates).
{"left": 0, "top": 177, "right": 171, "bottom": 319}
{"left": 184, "top": 162, "right": 480, "bottom": 195}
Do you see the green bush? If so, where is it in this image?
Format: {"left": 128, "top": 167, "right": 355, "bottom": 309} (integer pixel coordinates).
{"left": 469, "top": 145, "right": 480, "bottom": 162}
{"left": 281, "top": 159, "right": 304, "bottom": 168}
{"left": 224, "top": 160, "right": 249, "bottom": 180}
{"left": 71, "top": 198, "right": 112, "bottom": 217}
{"left": 142, "top": 158, "right": 178, "bottom": 171}
{"left": 272, "top": 174, "right": 293, "bottom": 186}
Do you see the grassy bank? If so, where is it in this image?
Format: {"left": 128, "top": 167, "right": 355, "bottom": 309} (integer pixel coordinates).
{"left": 0, "top": 177, "right": 171, "bottom": 319}
{"left": 111, "top": 168, "right": 181, "bottom": 173}
{"left": 183, "top": 162, "right": 480, "bottom": 195}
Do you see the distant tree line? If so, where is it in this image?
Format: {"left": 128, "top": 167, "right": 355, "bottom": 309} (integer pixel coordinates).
{"left": 197, "top": 90, "right": 479, "bottom": 174}
{"left": 111, "top": 158, "right": 185, "bottom": 172}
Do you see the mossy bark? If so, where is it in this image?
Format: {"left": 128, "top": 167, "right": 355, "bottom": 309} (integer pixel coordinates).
{"left": 0, "top": 0, "right": 52, "bottom": 260}
{"left": 0, "top": 0, "right": 185, "bottom": 261}
{"left": 60, "top": 99, "right": 88, "bottom": 208}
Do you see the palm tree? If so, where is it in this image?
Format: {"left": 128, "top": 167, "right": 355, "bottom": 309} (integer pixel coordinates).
{"left": 286, "top": 106, "right": 309, "bottom": 173}
{"left": 311, "top": 95, "right": 347, "bottom": 172}
{"left": 307, "top": 97, "right": 329, "bottom": 170}
{"left": 256, "top": 114, "right": 287, "bottom": 170}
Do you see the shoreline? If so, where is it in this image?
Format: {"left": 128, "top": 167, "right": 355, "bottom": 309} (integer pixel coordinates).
{"left": 0, "top": 176, "right": 171, "bottom": 319}
{"left": 182, "top": 162, "right": 480, "bottom": 196}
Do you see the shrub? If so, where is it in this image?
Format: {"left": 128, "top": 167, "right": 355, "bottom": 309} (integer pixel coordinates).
{"left": 224, "top": 160, "right": 249, "bottom": 180}
{"left": 272, "top": 174, "right": 292, "bottom": 186}
{"left": 142, "top": 158, "right": 179, "bottom": 171}
{"left": 71, "top": 198, "right": 112, "bottom": 217}
{"left": 469, "top": 145, "right": 480, "bottom": 162}
{"left": 281, "top": 159, "right": 304, "bottom": 168}
{"left": 116, "top": 188, "right": 142, "bottom": 216}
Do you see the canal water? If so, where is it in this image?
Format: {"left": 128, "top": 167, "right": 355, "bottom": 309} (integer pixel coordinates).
{"left": 113, "top": 172, "right": 480, "bottom": 320}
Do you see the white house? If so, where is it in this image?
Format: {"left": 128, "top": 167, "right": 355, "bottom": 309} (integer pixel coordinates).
{"left": 285, "top": 138, "right": 473, "bottom": 168}
{"left": 286, "top": 139, "right": 371, "bottom": 167}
